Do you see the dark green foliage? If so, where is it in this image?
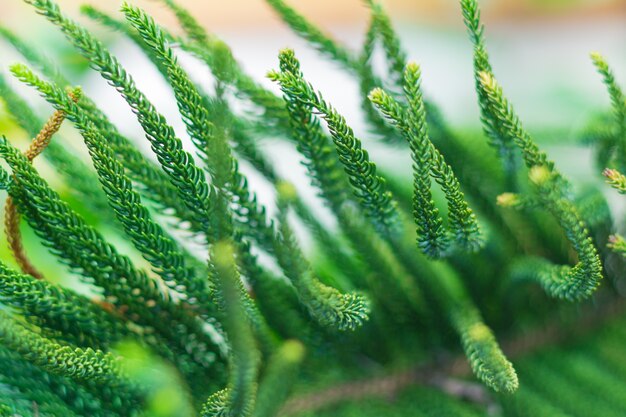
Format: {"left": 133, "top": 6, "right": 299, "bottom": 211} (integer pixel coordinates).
{"left": 11, "top": 65, "right": 214, "bottom": 308}
{"left": 0, "top": 311, "right": 123, "bottom": 384}
{"left": 0, "top": 262, "right": 128, "bottom": 349}
{"left": 121, "top": 4, "right": 276, "bottom": 252}
{"left": 0, "top": 0, "right": 622, "bottom": 416}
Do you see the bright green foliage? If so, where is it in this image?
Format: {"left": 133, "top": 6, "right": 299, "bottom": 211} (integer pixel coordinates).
{"left": 276, "top": 51, "right": 350, "bottom": 211}
{"left": 463, "top": 0, "right": 604, "bottom": 302}
{"left": 0, "top": 0, "right": 623, "bottom": 416}
{"left": 369, "top": 85, "right": 447, "bottom": 257}
{"left": 603, "top": 168, "right": 626, "bottom": 193}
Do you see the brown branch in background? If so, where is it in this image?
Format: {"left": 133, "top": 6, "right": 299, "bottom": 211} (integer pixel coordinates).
{"left": 4, "top": 196, "right": 43, "bottom": 279}
{"left": 4, "top": 88, "right": 81, "bottom": 279}
{"left": 280, "top": 294, "right": 626, "bottom": 416}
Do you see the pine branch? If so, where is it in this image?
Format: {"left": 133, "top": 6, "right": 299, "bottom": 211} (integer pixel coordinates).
{"left": 24, "top": 0, "right": 217, "bottom": 239}
{"left": 461, "top": 0, "right": 519, "bottom": 183}
{"left": 0, "top": 312, "right": 124, "bottom": 385}
{"left": 265, "top": 0, "right": 358, "bottom": 70}
{"left": 372, "top": 89, "right": 447, "bottom": 256}
{"left": 254, "top": 340, "right": 305, "bottom": 417}
{"left": 1, "top": 21, "right": 203, "bottom": 235}
{"left": 450, "top": 305, "right": 518, "bottom": 393}
{"left": 10, "top": 65, "right": 215, "bottom": 310}
{"left": 401, "top": 77, "right": 480, "bottom": 251}
{"left": 122, "top": 4, "right": 276, "bottom": 252}
{"left": 0, "top": 137, "right": 222, "bottom": 372}
{"left": 0, "top": 137, "right": 159, "bottom": 309}
{"left": 0, "top": 72, "right": 113, "bottom": 224}
{"left": 116, "top": 7, "right": 284, "bottom": 352}
{"left": 590, "top": 53, "right": 626, "bottom": 171}
{"left": 370, "top": 64, "right": 483, "bottom": 255}
{"left": 479, "top": 73, "right": 603, "bottom": 301}
{"left": 270, "top": 49, "right": 398, "bottom": 233}
{"left": 0, "top": 1, "right": 622, "bottom": 413}
{"left": 274, "top": 184, "right": 370, "bottom": 331}
{"left": 0, "top": 261, "right": 128, "bottom": 350}
{"left": 277, "top": 50, "right": 351, "bottom": 212}
{"left": 202, "top": 241, "right": 260, "bottom": 417}
{"left": 3, "top": 86, "right": 80, "bottom": 281}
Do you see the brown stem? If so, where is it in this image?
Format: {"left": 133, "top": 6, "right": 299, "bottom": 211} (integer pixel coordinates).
{"left": 4, "top": 88, "right": 80, "bottom": 279}
{"left": 4, "top": 196, "right": 44, "bottom": 279}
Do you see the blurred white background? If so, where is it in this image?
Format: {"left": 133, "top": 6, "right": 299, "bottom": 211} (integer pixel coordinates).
{"left": 1, "top": 0, "right": 624, "bottom": 130}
